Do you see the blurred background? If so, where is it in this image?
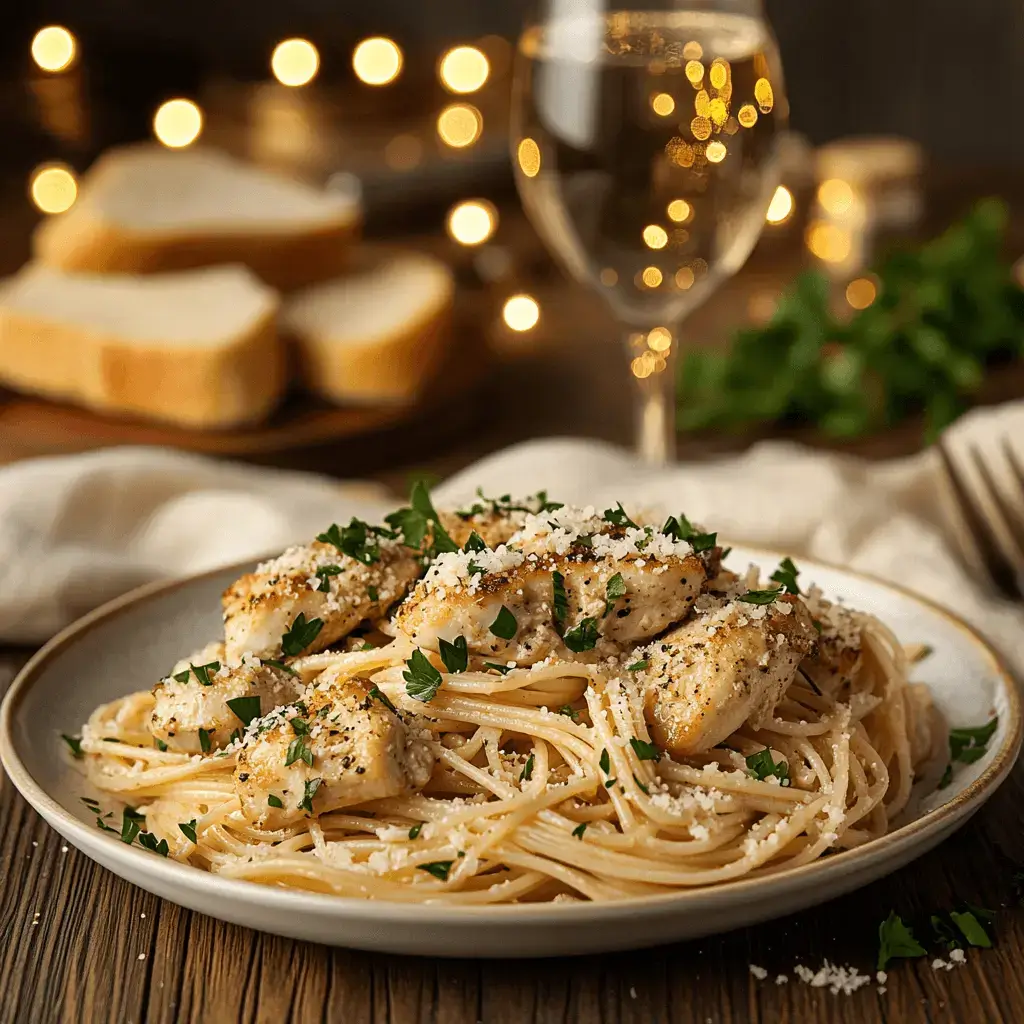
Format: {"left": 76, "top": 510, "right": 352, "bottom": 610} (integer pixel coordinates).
{"left": 2, "top": 0, "right": 1024, "bottom": 481}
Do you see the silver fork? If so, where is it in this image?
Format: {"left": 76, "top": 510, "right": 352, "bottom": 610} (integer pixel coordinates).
{"left": 937, "top": 437, "right": 1024, "bottom": 600}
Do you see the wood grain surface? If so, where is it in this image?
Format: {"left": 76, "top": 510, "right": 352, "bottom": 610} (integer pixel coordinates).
{"left": 2, "top": 646, "right": 1024, "bottom": 1024}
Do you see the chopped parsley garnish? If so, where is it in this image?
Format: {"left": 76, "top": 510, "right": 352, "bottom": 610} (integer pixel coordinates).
{"left": 285, "top": 736, "right": 313, "bottom": 767}
{"left": 721, "top": 546, "right": 733, "bottom": 558}
{"left": 769, "top": 557, "right": 802, "bottom": 595}
{"left": 599, "top": 749, "right": 611, "bottom": 774}
{"left": 198, "top": 728, "right": 212, "bottom": 753}
{"left": 298, "top": 777, "right": 322, "bottom": 814}
{"left": 439, "top": 635, "right": 468, "bottom": 674}
{"left": 745, "top": 748, "right": 789, "bottom": 785}
{"left": 604, "top": 778, "right": 617, "bottom": 789}
{"left": 120, "top": 807, "right": 145, "bottom": 845}
{"left": 289, "top": 716, "right": 310, "bottom": 735}
{"left": 155, "top": 738, "right": 168, "bottom": 751}
{"left": 950, "top": 909, "right": 993, "bottom": 948}
{"left": 738, "top": 588, "right": 783, "bottom": 606}
{"left": 627, "top": 659, "right": 649, "bottom": 672}
{"left": 359, "top": 642, "right": 376, "bottom": 652}
{"left": 877, "top": 911, "right": 927, "bottom": 971}
{"left": 938, "top": 763, "right": 953, "bottom": 789}
{"left": 408, "top": 823, "right": 423, "bottom": 840}
{"left": 632, "top": 773, "right": 650, "bottom": 795}
{"left": 941, "top": 716, "right": 1000, "bottom": 782}
{"left": 564, "top": 617, "right": 599, "bottom": 652}
{"left": 463, "top": 531, "right": 487, "bottom": 552}
{"left": 385, "top": 481, "right": 459, "bottom": 558}
{"left": 61, "top": 734, "right": 83, "bottom": 758}
{"left": 314, "top": 565, "right": 343, "bottom": 592}
{"left": 173, "top": 670, "right": 190, "bottom": 684}
{"left": 662, "top": 513, "right": 717, "bottom": 552}
{"left": 187, "top": 661, "right": 221, "bottom": 686}
{"left": 418, "top": 860, "right": 454, "bottom": 881}
{"left": 368, "top": 585, "right": 379, "bottom": 602}
{"left": 457, "top": 487, "right": 562, "bottom": 518}
{"left": 403, "top": 649, "right": 443, "bottom": 702}
{"left": 552, "top": 570, "right": 568, "bottom": 628}
{"left": 604, "top": 572, "right": 626, "bottom": 615}
{"left": 603, "top": 503, "right": 638, "bottom": 529}
{"left": 178, "top": 819, "right": 198, "bottom": 844}
{"left": 558, "top": 704, "right": 580, "bottom": 722}
{"left": 316, "top": 519, "right": 382, "bottom": 565}
{"left": 483, "top": 662, "right": 512, "bottom": 675}
{"left": 225, "top": 696, "right": 261, "bottom": 727}
{"left": 368, "top": 684, "right": 398, "bottom": 714}
{"left": 138, "top": 832, "right": 169, "bottom": 856}
{"left": 571, "top": 822, "right": 588, "bottom": 839}
{"left": 629, "top": 737, "right": 662, "bottom": 761}
{"left": 489, "top": 605, "right": 518, "bottom": 641}
{"left": 263, "top": 658, "right": 299, "bottom": 677}
{"left": 519, "top": 753, "right": 535, "bottom": 782}
{"left": 268, "top": 795, "right": 284, "bottom": 809}
{"left": 281, "top": 612, "right": 324, "bottom": 657}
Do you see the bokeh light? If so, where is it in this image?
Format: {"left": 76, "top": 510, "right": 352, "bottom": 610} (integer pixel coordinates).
{"left": 675, "top": 266, "right": 695, "bottom": 290}
{"left": 437, "top": 104, "right": 482, "bottom": 147}
{"left": 691, "top": 116, "right": 712, "bottom": 141}
{"left": 353, "top": 37, "right": 403, "bottom": 85}
{"left": 806, "top": 221, "right": 852, "bottom": 263}
{"left": 439, "top": 46, "right": 490, "bottom": 93}
{"left": 31, "top": 26, "right": 76, "bottom": 72}
{"left": 682, "top": 42, "right": 703, "bottom": 61}
{"left": 709, "top": 98, "right": 728, "bottom": 126}
{"left": 694, "top": 90, "right": 711, "bottom": 117}
{"left": 503, "top": 294, "right": 540, "bottom": 332}
{"left": 667, "top": 199, "right": 692, "bottom": 223}
{"left": 709, "top": 60, "right": 729, "bottom": 90}
{"left": 271, "top": 39, "right": 320, "bottom": 87}
{"left": 666, "top": 137, "right": 695, "bottom": 168}
{"left": 153, "top": 99, "right": 203, "bottom": 148}
{"left": 647, "top": 327, "right": 672, "bottom": 352}
{"left": 384, "top": 134, "right": 423, "bottom": 171}
{"left": 846, "top": 277, "right": 878, "bottom": 309}
{"left": 517, "top": 137, "right": 541, "bottom": 177}
{"left": 765, "top": 185, "right": 794, "bottom": 224}
{"left": 643, "top": 224, "right": 669, "bottom": 249}
{"left": 641, "top": 266, "right": 663, "bottom": 288}
{"left": 705, "top": 140, "right": 727, "bottom": 163}
{"left": 754, "top": 78, "right": 774, "bottom": 112}
{"left": 738, "top": 104, "right": 758, "bottom": 128}
{"left": 651, "top": 92, "right": 675, "bottom": 116}
{"left": 29, "top": 163, "right": 77, "bottom": 213}
{"left": 446, "top": 199, "right": 497, "bottom": 246}
{"left": 600, "top": 268, "right": 618, "bottom": 287}
{"left": 817, "top": 178, "right": 855, "bottom": 216}
{"left": 685, "top": 60, "right": 704, "bottom": 85}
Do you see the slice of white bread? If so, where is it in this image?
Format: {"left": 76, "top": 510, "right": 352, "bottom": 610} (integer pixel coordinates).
{"left": 0, "top": 264, "right": 284, "bottom": 428}
{"left": 33, "top": 145, "right": 360, "bottom": 291}
{"left": 282, "top": 250, "right": 454, "bottom": 405}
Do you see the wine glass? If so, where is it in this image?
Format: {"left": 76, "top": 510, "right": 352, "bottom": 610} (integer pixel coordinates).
{"left": 511, "top": 0, "right": 788, "bottom": 464}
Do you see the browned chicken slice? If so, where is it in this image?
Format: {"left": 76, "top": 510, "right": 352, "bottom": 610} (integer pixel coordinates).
{"left": 395, "top": 506, "right": 709, "bottom": 665}
{"left": 150, "top": 642, "right": 304, "bottom": 753}
{"left": 222, "top": 527, "right": 421, "bottom": 663}
{"left": 642, "top": 594, "right": 818, "bottom": 756}
{"left": 234, "top": 667, "right": 434, "bottom": 828}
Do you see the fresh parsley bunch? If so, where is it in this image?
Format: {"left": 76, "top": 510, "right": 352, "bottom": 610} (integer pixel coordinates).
{"left": 678, "top": 199, "right": 1024, "bottom": 442}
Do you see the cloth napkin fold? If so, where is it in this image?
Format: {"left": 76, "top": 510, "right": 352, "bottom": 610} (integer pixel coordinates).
{"left": 0, "top": 407, "right": 1020, "bottom": 676}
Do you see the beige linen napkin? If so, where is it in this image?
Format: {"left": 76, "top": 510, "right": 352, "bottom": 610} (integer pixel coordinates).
{"left": 0, "top": 406, "right": 1020, "bottom": 673}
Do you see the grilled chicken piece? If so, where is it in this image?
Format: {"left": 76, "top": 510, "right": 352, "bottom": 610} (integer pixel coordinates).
{"left": 439, "top": 510, "right": 525, "bottom": 550}
{"left": 395, "top": 508, "right": 709, "bottom": 665}
{"left": 234, "top": 667, "right": 434, "bottom": 828}
{"left": 150, "top": 642, "right": 304, "bottom": 753}
{"left": 222, "top": 534, "right": 421, "bottom": 663}
{"left": 801, "top": 589, "right": 863, "bottom": 694}
{"left": 642, "top": 594, "right": 819, "bottom": 756}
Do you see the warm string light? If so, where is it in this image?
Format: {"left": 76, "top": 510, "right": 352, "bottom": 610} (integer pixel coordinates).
{"left": 271, "top": 39, "right": 319, "bottom": 87}
{"left": 643, "top": 224, "right": 668, "bottom": 250}
{"left": 437, "top": 104, "right": 482, "bottom": 148}
{"left": 446, "top": 199, "right": 497, "bottom": 246}
{"left": 153, "top": 99, "right": 203, "bottom": 148}
{"left": 651, "top": 93, "right": 675, "bottom": 116}
{"left": 439, "top": 46, "right": 490, "bottom": 94}
{"left": 754, "top": 78, "right": 774, "bottom": 113}
{"left": 667, "top": 199, "right": 692, "bottom": 223}
{"left": 29, "top": 163, "right": 77, "bottom": 213}
{"left": 641, "top": 266, "right": 663, "bottom": 288}
{"left": 846, "top": 277, "right": 878, "bottom": 309}
{"left": 503, "top": 294, "right": 540, "bottom": 332}
{"left": 766, "top": 185, "right": 794, "bottom": 224}
{"left": 675, "top": 266, "right": 695, "bottom": 290}
{"left": 806, "top": 221, "right": 852, "bottom": 263}
{"left": 817, "top": 178, "right": 856, "bottom": 217}
{"left": 738, "top": 103, "right": 758, "bottom": 128}
{"left": 517, "top": 138, "right": 541, "bottom": 177}
{"left": 705, "top": 140, "right": 727, "bottom": 163}
{"left": 352, "top": 37, "right": 403, "bottom": 85}
{"left": 31, "top": 26, "right": 76, "bottom": 73}
{"left": 384, "top": 134, "right": 423, "bottom": 171}
{"left": 647, "top": 327, "right": 672, "bottom": 353}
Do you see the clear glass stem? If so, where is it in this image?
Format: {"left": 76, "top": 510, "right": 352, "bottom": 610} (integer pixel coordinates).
{"left": 627, "top": 329, "right": 678, "bottom": 466}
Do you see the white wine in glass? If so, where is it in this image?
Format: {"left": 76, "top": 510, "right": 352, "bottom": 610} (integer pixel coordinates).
{"left": 512, "top": 0, "right": 787, "bottom": 464}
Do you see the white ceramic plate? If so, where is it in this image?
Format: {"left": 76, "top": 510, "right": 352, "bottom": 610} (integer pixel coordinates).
{"left": 1, "top": 548, "right": 1019, "bottom": 958}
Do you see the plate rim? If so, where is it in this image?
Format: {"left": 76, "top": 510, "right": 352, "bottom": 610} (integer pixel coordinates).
{"left": 1, "top": 547, "right": 1020, "bottom": 925}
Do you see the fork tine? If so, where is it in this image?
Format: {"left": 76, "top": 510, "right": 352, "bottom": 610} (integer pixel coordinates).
{"left": 937, "top": 439, "right": 1021, "bottom": 599}
{"left": 969, "top": 443, "right": 1024, "bottom": 580}
{"left": 1001, "top": 438, "right": 1024, "bottom": 540}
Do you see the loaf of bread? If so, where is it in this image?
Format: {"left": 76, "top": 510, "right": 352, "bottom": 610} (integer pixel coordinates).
{"left": 0, "top": 264, "right": 284, "bottom": 428}
{"left": 33, "top": 145, "right": 360, "bottom": 291}
{"left": 282, "top": 250, "right": 454, "bottom": 405}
